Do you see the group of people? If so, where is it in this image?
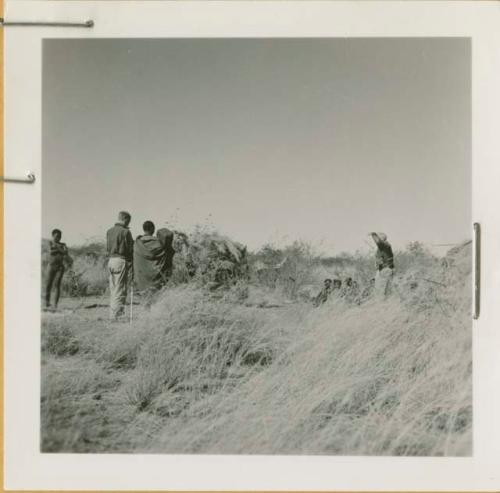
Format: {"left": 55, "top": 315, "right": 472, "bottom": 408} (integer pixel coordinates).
{"left": 313, "top": 232, "right": 395, "bottom": 307}
{"left": 45, "top": 212, "right": 394, "bottom": 318}
{"left": 313, "top": 277, "right": 359, "bottom": 307}
{"left": 44, "top": 211, "right": 175, "bottom": 319}
{"left": 106, "top": 211, "right": 175, "bottom": 320}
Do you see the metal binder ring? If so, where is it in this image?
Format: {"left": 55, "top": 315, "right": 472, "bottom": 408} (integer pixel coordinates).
{"left": 473, "top": 222, "right": 481, "bottom": 320}
{"left": 0, "top": 171, "right": 36, "bottom": 184}
{"left": 0, "top": 18, "right": 94, "bottom": 28}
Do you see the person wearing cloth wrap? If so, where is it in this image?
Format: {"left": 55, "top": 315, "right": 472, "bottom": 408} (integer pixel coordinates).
{"left": 134, "top": 221, "right": 175, "bottom": 308}
{"left": 45, "top": 228, "right": 71, "bottom": 311}
{"left": 370, "top": 232, "right": 394, "bottom": 297}
{"left": 107, "top": 211, "right": 134, "bottom": 320}
{"left": 313, "top": 278, "right": 333, "bottom": 307}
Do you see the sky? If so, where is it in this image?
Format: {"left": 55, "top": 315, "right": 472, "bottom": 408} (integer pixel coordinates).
{"left": 42, "top": 38, "right": 471, "bottom": 254}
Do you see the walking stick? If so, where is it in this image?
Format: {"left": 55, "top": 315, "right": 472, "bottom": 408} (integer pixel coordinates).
{"left": 130, "top": 285, "right": 134, "bottom": 324}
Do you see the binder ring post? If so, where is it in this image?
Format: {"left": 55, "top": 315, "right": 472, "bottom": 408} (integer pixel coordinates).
{"left": 473, "top": 222, "right": 481, "bottom": 320}
{"left": 0, "top": 171, "right": 36, "bottom": 184}
{"left": 0, "top": 17, "right": 93, "bottom": 28}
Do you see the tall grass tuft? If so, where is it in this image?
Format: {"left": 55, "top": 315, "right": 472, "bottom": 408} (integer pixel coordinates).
{"left": 41, "top": 239, "right": 472, "bottom": 455}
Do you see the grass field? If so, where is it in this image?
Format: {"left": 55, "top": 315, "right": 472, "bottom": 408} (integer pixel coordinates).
{"left": 41, "top": 239, "right": 472, "bottom": 455}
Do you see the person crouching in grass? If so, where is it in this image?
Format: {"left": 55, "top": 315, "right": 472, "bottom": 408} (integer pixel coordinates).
{"left": 45, "top": 228, "right": 71, "bottom": 311}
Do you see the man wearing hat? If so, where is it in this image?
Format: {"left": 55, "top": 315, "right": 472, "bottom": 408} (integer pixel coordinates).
{"left": 370, "top": 232, "right": 394, "bottom": 297}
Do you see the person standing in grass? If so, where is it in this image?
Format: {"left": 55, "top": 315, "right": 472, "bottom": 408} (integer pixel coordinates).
{"left": 370, "top": 232, "right": 394, "bottom": 297}
{"left": 45, "top": 228, "right": 71, "bottom": 311}
{"left": 106, "top": 211, "right": 134, "bottom": 320}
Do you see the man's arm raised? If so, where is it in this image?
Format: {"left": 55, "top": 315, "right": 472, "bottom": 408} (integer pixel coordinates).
{"left": 370, "top": 232, "right": 382, "bottom": 247}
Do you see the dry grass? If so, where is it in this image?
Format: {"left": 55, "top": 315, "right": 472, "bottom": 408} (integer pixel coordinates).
{"left": 41, "top": 241, "right": 472, "bottom": 455}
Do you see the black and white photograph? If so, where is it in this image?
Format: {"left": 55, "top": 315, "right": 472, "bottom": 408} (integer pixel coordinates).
{"left": 41, "top": 37, "right": 472, "bottom": 456}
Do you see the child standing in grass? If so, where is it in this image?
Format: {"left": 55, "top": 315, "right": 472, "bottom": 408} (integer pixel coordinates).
{"left": 45, "top": 228, "right": 71, "bottom": 311}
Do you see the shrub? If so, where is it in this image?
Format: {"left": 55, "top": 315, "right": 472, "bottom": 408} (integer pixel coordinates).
{"left": 42, "top": 239, "right": 108, "bottom": 297}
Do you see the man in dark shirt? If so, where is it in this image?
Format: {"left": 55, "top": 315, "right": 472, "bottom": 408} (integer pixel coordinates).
{"left": 45, "top": 228, "right": 71, "bottom": 311}
{"left": 106, "top": 211, "right": 134, "bottom": 320}
{"left": 370, "top": 232, "right": 394, "bottom": 296}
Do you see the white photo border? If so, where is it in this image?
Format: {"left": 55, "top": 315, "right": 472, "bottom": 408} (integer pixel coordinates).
{"left": 4, "top": 1, "right": 500, "bottom": 490}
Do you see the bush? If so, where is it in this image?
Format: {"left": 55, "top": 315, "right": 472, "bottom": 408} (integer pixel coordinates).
{"left": 42, "top": 239, "right": 108, "bottom": 297}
